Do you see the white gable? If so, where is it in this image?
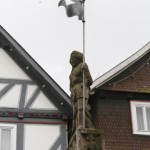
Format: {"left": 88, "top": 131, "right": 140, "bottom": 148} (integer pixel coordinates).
{"left": 0, "top": 48, "right": 58, "bottom": 110}
{"left": 30, "top": 91, "right": 58, "bottom": 110}
{"left": 0, "top": 48, "right": 30, "bottom": 80}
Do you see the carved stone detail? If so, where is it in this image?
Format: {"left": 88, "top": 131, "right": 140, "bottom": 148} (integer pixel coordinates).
{"left": 69, "top": 129, "right": 105, "bottom": 150}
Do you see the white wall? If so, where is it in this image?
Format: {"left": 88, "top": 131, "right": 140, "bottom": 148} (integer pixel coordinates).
{"left": 24, "top": 124, "right": 60, "bottom": 150}
{"left": 0, "top": 48, "right": 30, "bottom": 80}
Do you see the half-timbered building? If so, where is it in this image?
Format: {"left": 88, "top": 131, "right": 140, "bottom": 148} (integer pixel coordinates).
{"left": 0, "top": 26, "right": 72, "bottom": 150}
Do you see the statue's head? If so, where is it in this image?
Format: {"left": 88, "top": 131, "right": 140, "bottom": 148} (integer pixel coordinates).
{"left": 70, "top": 51, "right": 83, "bottom": 67}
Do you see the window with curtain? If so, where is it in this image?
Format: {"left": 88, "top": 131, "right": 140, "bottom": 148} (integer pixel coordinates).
{"left": 130, "top": 101, "right": 150, "bottom": 135}
{"left": 0, "top": 124, "right": 16, "bottom": 150}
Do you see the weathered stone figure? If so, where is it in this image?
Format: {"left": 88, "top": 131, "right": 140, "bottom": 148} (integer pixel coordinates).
{"left": 69, "top": 51, "right": 94, "bottom": 132}
{"left": 69, "top": 51, "right": 104, "bottom": 150}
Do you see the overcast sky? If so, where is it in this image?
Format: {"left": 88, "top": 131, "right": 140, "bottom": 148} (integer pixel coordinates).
{"left": 0, "top": 0, "right": 150, "bottom": 94}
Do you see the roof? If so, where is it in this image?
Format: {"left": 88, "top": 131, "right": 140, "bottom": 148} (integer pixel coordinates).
{"left": 0, "top": 25, "right": 72, "bottom": 117}
{"left": 91, "top": 42, "right": 150, "bottom": 91}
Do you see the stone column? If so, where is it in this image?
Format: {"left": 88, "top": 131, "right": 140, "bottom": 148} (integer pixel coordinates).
{"left": 69, "top": 128, "right": 105, "bottom": 150}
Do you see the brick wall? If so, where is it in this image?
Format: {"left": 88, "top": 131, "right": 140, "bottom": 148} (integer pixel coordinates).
{"left": 91, "top": 99, "right": 150, "bottom": 150}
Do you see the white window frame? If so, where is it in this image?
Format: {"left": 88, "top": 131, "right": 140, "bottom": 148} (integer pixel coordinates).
{"left": 130, "top": 101, "right": 150, "bottom": 135}
{"left": 0, "top": 123, "right": 16, "bottom": 150}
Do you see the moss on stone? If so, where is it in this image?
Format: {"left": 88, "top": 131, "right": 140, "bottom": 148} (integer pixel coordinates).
{"left": 137, "top": 87, "right": 150, "bottom": 93}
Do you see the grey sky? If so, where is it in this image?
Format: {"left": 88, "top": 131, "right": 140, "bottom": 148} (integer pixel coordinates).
{"left": 0, "top": 0, "right": 150, "bottom": 94}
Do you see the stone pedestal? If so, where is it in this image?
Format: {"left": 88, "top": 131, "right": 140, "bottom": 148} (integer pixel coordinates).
{"left": 69, "top": 128, "right": 105, "bottom": 150}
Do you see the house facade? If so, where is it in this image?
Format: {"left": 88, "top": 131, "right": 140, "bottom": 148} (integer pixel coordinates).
{"left": 90, "top": 42, "right": 150, "bottom": 150}
{"left": 0, "top": 26, "right": 72, "bottom": 150}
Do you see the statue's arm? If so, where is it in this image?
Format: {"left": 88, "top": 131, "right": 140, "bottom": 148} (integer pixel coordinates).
{"left": 81, "top": 63, "right": 93, "bottom": 86}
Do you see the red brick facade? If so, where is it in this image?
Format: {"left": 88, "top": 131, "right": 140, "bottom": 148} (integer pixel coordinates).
{"left": 90, "top": 52, "right": 150, "bottom": 149}
{"left": 91, "top": 99, "right": 150, "bottom": 150}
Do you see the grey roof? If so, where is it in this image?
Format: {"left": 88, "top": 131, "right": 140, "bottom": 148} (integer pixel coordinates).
{"left": 0, "top": 25, "right": 72, "bottom": 117}
{"left": 91, "top": 42, "right": 150, "bottom": 91}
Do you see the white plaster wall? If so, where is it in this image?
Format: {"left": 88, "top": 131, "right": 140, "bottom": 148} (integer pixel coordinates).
{"left": 30, "top": 91, "right": 58, "bottom": 110}
{"left": 0, "top": 85, "right": 21, "bottom": 108}
{"left": 24, "top": 124, "right": 60, "bottom": 150}
{"left": 0, "top": 48, "right": 30, "bottom": 80}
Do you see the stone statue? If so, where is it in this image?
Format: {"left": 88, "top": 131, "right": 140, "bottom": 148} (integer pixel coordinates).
{"left": 69, "top": 51, "right": 94, "bottom": 133}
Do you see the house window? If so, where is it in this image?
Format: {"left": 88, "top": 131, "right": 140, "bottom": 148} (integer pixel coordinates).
{"left": 130, "top": 101, "right": 150, "bottom": 135}
{"left": 0, "top": 124, "right": 16, "bottom": 150}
